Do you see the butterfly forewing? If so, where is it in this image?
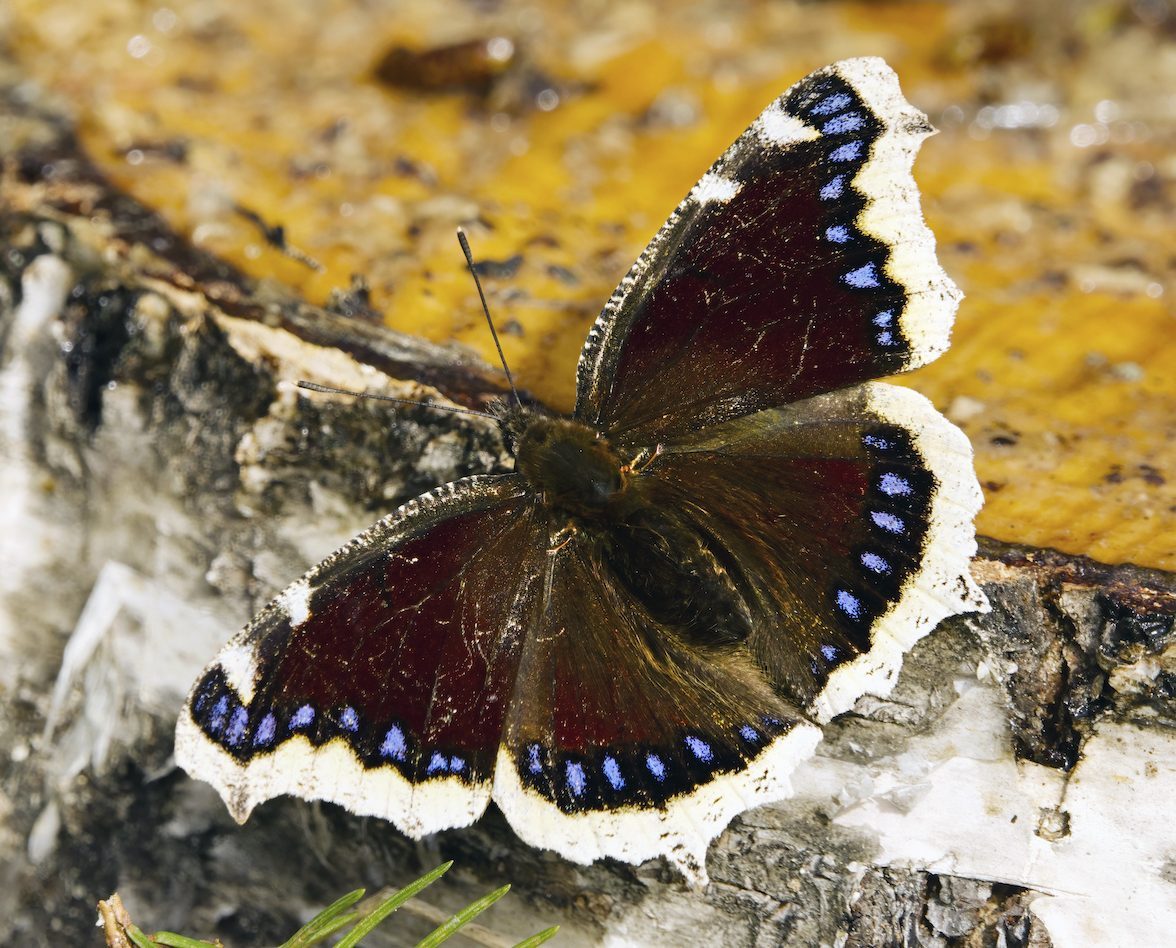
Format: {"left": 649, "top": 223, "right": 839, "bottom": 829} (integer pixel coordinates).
{"left": 176, "top": 474, "right": 546, "bottom": 837}
{"left": 576, "top": 58, "right": 959, "bottom": 444}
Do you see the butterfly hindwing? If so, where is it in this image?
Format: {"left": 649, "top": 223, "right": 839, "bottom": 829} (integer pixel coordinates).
{"left": 176, "top": 474, "right": 546, "bottom": 837}
{"left": 576, "top": 57, "right": 960, "bottom": 443}
{"left": 493, "top": 537, "right": 820, "bottom": 884}
{"left": 640, "top": 382, "right": 987, "bottom": 722}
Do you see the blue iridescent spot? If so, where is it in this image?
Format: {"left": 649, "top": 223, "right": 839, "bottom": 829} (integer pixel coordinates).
{"left": 821, "top": 644, "right": 841, "bottom": 662}
{"left": 812, "top": 92, "right": 852, "bottom": 115}
{"left": 823, "top": 112, "right": 864, "bottom": 135}
{"left": 254, "top": 712, "right": 276, "bottom": 746}
{"left": 565, "top": 760, "right": 587, "bottom": 797}
{"left": 685, "top": 735, "right": 714, "bottom": 762}
{"left": 646, "top": 753, "right": 667, "bottom": 781}
{"left": 820, "top": 175, "right": 846, "bottom": 200}
{"left": 209, "top": 695, "right": 229, "bottom": 733}
{"left": 873, "top": 310, "right": 895, "bottom": 327}
{"left": 226, "top": 706, "right": 248, "bottom": 746}
{"left": 836, "top": 589, "right": 863, "bottom": 619}
{"left": 861, "top": 551, "right": 891, "bottom": 575}
{"left": 871, "top": 511, "right": 906, "bottom": 535}
{"left": 289, "top": 704, "right": 314, "bottom": 729}
{"left": 862, "top": 434, "right": 891, "bottom": 451}
{"left": 880, "top": 473, "right": 913, "bottom": 497}
{"left": 527, "top": 743, "right": 543, "bottom": 774}
{"left": 830, "top": 141, "right": 863, "bottom": 162}
{"left": 602, "top": 755, "right": 625, "bottom": 791}
{"left": 194, "top": 688, "right": 211, "bottom": 713}
{"left": 844, "top": 262, "right": 880, "bottom": 289}
{"left": 877, "top": 331, "right": 897, "bottom": 346}
{"left": 825, "top": 224, "right": 851, "bottom": 243}
{"left": 449, "top": 755, "right": 465, "bottom": 773}
{"left": 380, "top": 724, "right": 406, "bottom": 760}
{"left": 340, "top": 706, "right": 359, "bottom": 731}
{"left": 739, "top": 724, "right": 760, "bottom": 742}
{"left": 427, "top": 751, "right": 448, "bottom": 775}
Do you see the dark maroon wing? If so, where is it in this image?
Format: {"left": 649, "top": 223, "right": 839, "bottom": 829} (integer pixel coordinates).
{"left": 575, "top": 57, "right": 960, "bottom": 444}
{"left": 491, "top": 531, "right": 821, "bottom": 885}
{"left": 632, "top": 383, "right": 986, "bottom": 723}
{"left": 175, "top": 474, "right": 547, "bottom": 837}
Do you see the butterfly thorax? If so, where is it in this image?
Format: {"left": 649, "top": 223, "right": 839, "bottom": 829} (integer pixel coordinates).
{"left": 510, "top": 412, "right": 629, "bottom": 521}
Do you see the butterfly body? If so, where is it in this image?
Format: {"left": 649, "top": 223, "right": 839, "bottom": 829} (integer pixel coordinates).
{"left": 507, "top": 404, "right": 760, "bottom": 649}
{"left": 177, "top": 58, "right": 987, "bottom": 885}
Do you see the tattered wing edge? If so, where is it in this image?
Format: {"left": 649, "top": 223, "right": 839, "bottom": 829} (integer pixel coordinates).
{"left": 173, "top": 474, "right": 525, "bottom": 838}
{"left": 811, "top": 382, "right": 989, "bottom": 723}
{"left": 828, "top": 56, "right": 963, "bottom": 370}
{"left": 491, "top": 722, "right": 822, "bottom": 886}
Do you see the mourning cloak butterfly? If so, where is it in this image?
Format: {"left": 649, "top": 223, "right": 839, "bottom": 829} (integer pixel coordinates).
{"left": 176, "top": 58, "right": 987, "bottom": 884}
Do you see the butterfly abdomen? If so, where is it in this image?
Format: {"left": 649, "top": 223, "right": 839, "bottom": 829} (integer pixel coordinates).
{"left": 604, "top": 506, "right": 757, "bottom": 650}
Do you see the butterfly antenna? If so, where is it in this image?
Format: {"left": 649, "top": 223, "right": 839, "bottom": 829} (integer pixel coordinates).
{"left": 457, "top": 227, "right": 521, "bottom": 407}
{"left": 295, "top": 380, "right": 496, "bottom": 419}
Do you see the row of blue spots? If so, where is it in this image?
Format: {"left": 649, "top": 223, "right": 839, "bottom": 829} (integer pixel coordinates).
{"left": 530, "top": 721, "right": 780, "bottom": 797}
{"left": 821, "top": 643, "right": 841, "bottom": 663}
{"left": 873, "top": 310, "right": 898, "bottom": 347}
{"left": 862, "top": 433, "right": 892, "bottom": 452}
{"left": 427, "top": 752, "right": 466, "bottom": 775}
{"left": 340, "top": 706, "right": 359, "bottom": 732}
{"left": 809, "top": 93, "right": 906, "bottom": 356}
{"left": 860, "top": 551, "right": 892, "bottom": 576}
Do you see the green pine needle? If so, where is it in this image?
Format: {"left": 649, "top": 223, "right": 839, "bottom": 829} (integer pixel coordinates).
{"left": 333, "top": 860, "right": 454, "bottom": 948}
{"left": 414, "top": 883, "right": 511, "bottom": 948}
{"left": 101, "top": 861, "right": 558, "bottom": 948}
{"left": 279, "top": 888, "right": 367, "bottom": 948}
{"left": 149, "top": 933, "right": 224, "bottom": 947}
{"left": 512, "top": 926, "right": 561, "bottom": 948}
